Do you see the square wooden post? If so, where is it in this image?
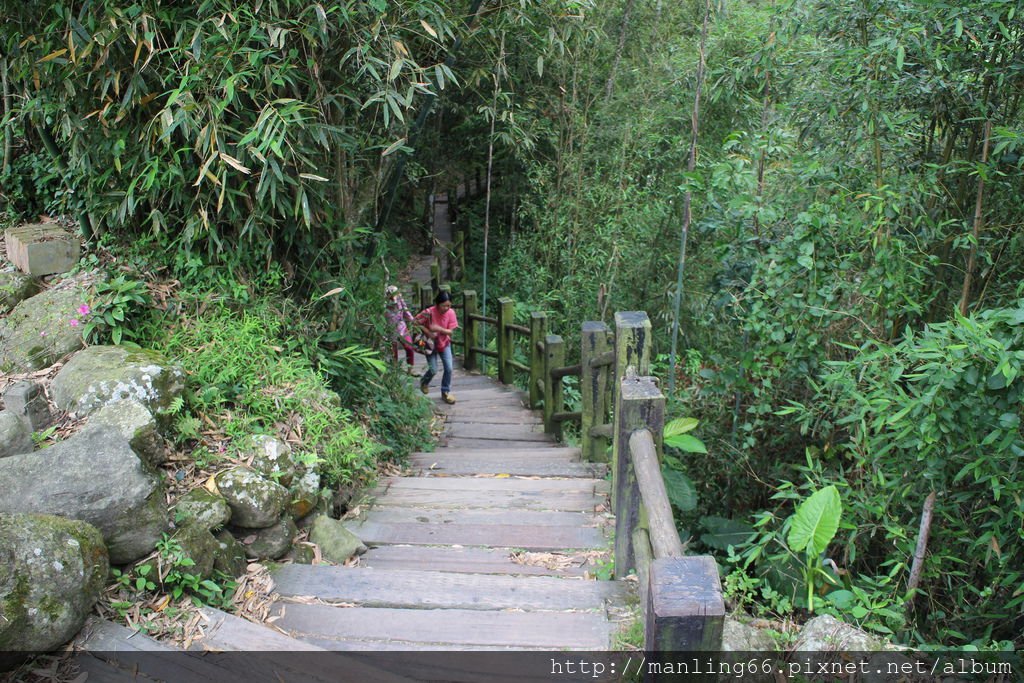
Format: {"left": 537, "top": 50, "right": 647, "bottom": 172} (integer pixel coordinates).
{"left": 463, "top": 290, "right": 478, "bottom": 372}
{"left": 430, "top": 258, "right": 441, "bottom": 294}
{"left": 646, "top": 556, "right": 725, "bottom": 651}
{"left": 543, "top": 334, "right": 564, "bottom": 439}
{"left": 581, "top": 321, "right": 610, "bottom": 463}
{"left": 528, "top": 312, "right": 547, "bottom": 410}
{"left": 613, "top": 375, "right": 664, "bottom": 578}
{"left": 418, "top": 282, "right": 432, "bottom": 314}
{"left": 496, "top": 297, "right": 515, "bottom": 385}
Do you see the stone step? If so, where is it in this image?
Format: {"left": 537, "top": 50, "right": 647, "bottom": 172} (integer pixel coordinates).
{"left": 273, "top": 603, "right": 613, "bottom": 650}
{"left": 271, "top": 565, "right": 625, "bottom": 611}
{"left": 354, "top": 544, "right": 593, "bottom": 576}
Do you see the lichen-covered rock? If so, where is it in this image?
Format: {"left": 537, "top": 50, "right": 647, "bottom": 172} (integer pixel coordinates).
{"left": 49, "top": 345, "right": 184, "bottom": 419}
{"left": 216, "top": 467, "right": 287, "bottom": 529}
{"left": 287, "top": 471, "right": 321, "bottom": 520}
{"left": 0, "top": 270, "right": 40, "bottom": 315}
{"left": 308, "top": 514, "right": 366, "bottom": 564}
{"left": 0, "top": 285, "right": 88, "bottom": 372}
{"left": 793, "top": 614, "right": 881, "bottom": 652}
{"left": 0, "top": 427, "right": 168, "bottom": 563}
{"left": 174, "top": 488, "right": 231, "bottom": 531}
{"left": 0, "top": 513, "right": 108, "bottom": 652}
{"left": 213, "top": 530, "right": 248, "bottom": 578}
{"left": 246, "top": 435, "right": 296, "bottom": 486}
{"left": 84, "top": 399, "right": 165, "bottom": 467}
{"left": 239, "top": 516, "right": 297, "bottom": 560}
{"left": 170, "top": 524, "right": 219, "bottom": 579}
{"left": 722, "top": 616, "right": 779, "bottom": 651}
{"left": 0, "top": 411, "right": 33, "bottom": 458}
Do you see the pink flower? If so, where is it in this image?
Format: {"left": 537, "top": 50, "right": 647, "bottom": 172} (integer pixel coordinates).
{"left": 40, "top": 331, "right": 47, "bottom": 337}
{"left": 78, "top": 304, "right": 90, "bottom": 316}
{"left": 69, "top": 318, "right": 79, "bottom": 327}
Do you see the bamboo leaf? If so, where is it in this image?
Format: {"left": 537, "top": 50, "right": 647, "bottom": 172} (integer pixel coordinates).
{"left": 420, "top": 19, "right": 437, "bottom": 38}
{"left": 38, "top": 48, "right": 68, "bottom": 63}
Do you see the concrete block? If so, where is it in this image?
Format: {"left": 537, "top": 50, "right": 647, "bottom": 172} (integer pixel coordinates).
{"left": 4, "top": 223, "right": 80, "bottom": 276}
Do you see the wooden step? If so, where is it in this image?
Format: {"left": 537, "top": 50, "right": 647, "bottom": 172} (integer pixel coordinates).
{"left": 378, "top": 477, "right": 603, "bottom": 493}
{"left": 271, "top": 566, "right": 624, "bottom": 611}
{"left": 412, "top": 447, "right": 583, "bottom": 459}
{"left": 368, "top": 488, "right": 600, "bottom": 511}
{"left": 272, "top": 603, "right": 613, "bottom": 649}
{"left": 443, "top": 424, "right": 550, "bottom": 441}
{"left": 196, "top": 606, "right": 324, "bottom": 651}
{"left": 441, "top": 438, "right": 556, "bottom": 450}
{"left": 354, "top": 544, "right": 592, "bottom": 576}
{"left": 348, "top": 508, "right": 608, "bottom": 550}
{"left": 443, "top": 414, "right": 543, "bottom": 425}
{"left": 412, "top": 457, "right": 606, "bottom": 478}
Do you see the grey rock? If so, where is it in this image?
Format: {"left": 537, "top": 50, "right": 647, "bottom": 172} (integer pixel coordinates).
{"left": 0, "top": 411, "right": 33, "bottom": 458}
{"left": 287, "top": 471, "right": 320, "bottom": 520}
{"left": 170, "top": 524, "right": 219, "bottom": 579}
{"left": 0, "top": 270, "right": 40, "bottom": 315}
{"left": 216, "top": 467, "right": 288, "bottom": 529}
{"left": 2, "top": 381, "right": 51, "bottom": 431}
{"left": 0, "top": 513, "right": 108, "bottom": 651}
{"left": 239, "top": 517, "right": 297, "bottom": 560}
{"left": 722, "top": 616, "right": 779, "bottom": 651}
{"left": 287, "top": 543, "right": 316, "bottom": 565}
{"left": 794, "top": 614, "right": 881, "bottom": 651}
{"left": 49, "top": 345, "right": 184, "bottom": 419}
{"left": 84, "top": 399, "right": 165, "bottom": 467}
{"left": 0, "top": 285, "right": 88, "bottom": 372}
{"left": 0, "top": 427, "right": 168, "bottom": 564}
{"left": 246, "top": 435, "right": 296, "bottom": 487}
{"left": 213, "top": 530, "right": 248, "bottom": 578}
{"left": 309, "top": 514, "right": 366, "bottom": 564}
{"left": 174, "top": 488, "right": 231, "bottom": 531}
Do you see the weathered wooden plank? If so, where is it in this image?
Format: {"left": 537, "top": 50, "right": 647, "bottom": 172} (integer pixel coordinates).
{"left": 359, "top": 506, "right": 597, "bottom": 527}
{"left": 355, "top": 545, "right": 591, "bottom": 576}
{"left": 646, "top": 556, "right": 726, "bottom": 651}
{"left": 444, "top": 414, "right": 543, "bottom": 425}
{"left": 379, "top": 477, "right": 601, "bottom": 492}
{"left": 76, "top": 617, "right": 177, "bottom": 652}
{"left": 72, "top": 656, "right": 145, "bottom": 683}
{"left": 273, "top": 604, "right": 612, "bottom": 649}
{"left": 411, "top": 458, "right": 606, "bottom": 478}
{"left": 411, "top": 447, "right": 582, "bottom": 459}
{"left": 369, "top": 489, "right": 600, "bottom": 511}
{"left": 444, "top": 424, "right": 549, "bottom": 441}
{"left": 272, "top": 566, "right": 624, "bottom": 611}
{"left": 197, "top": 606, "right": 324, "bottom": 651}
{"left": 442, "top": 438, "right": 553, "bottom": 450}
{"left": 349, "top": 520, "right": 606, "bottom": 550}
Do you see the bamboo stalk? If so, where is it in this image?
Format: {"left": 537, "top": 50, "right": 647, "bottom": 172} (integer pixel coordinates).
{"left": 958, "top": 120, "right": 991, "bottom": 317}
{"left": 906, "top": 491, "right": 937, "bottom": 607}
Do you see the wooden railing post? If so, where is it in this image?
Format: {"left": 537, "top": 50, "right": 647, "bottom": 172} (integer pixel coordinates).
{"left": 418, "top": 282, "right": 432, "bottom": 314}
{"left": 529, "top": 312, "right": 548, "bottom": 410}
{"left": 581, "top": 321, "right": 611, "bottom": 463}
{"left": 463, "top": 290, "right": 478, "bottom": 372}
{"left": 430, "top": 258, "right": 441, "bottom": 295}
{"left": 544, "top": 335, "right": 565, "bottom": 440}
{"left": 647, "top": 556, "right": 725, "bottom": 651}
{"left": 496, "top": 297, "right": 515, "bottom": 385}
{"left": 613, "top": 312, "right": 652, "bottom": 509}
{"left": 613, "top": 374, "right": 664, "bottom": 577}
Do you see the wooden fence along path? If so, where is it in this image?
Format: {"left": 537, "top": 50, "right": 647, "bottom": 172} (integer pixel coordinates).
{"left": 75, "top": 178, "right": 724, "bottom": 674}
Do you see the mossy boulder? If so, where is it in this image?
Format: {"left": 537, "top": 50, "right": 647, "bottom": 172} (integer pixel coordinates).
{"left": 0, "top": 285, "right": 88, "bottom": 373}
{"left": 50, "top": 345, "right": 184, "bottom": 419}
{"left": 215, "top": 467, "right": 287, "bottom": 529}
{"left": 174, "top": 488, "right": 231, "bottom": 531}
{"left": 246, "top": 435, "right": 296, "bottom": 487}
{"left": 238, "top": 517, "right": 297, "bottom": 560}
{"left": 83, "top": 399, "right": 165, "bottom": 467}
{"left": 0, "top": 270, "right": 40, "bottom": 315}
{"left": 287, "top": 471, "right": 321, "bottom": 520}
{"left": 213, "top": 530, "right": 248, "bottom": 578}
{"left": 170, "top": 524, "right": 219, "bottom": 579}
{"left": 0, "top": 513, "right": 108, "bottom": 652}
{"left": 308, "top": 514, "right": 366, "bottom": 564}
{"left": 0, "top": 427, "right": 168, "bottom": 563}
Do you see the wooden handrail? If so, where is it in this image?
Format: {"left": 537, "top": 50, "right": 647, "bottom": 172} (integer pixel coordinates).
{"left": 629, "top": 429, "right": 684, "bottom": 558}
{"left": 507, "top": 323, "right": 530, "bottom": 335}
{"left": 550, "top": 363, "right": 581, "bottom": 380}
{"left": 470, "top": 314, "right": 498, "bottom": 325}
